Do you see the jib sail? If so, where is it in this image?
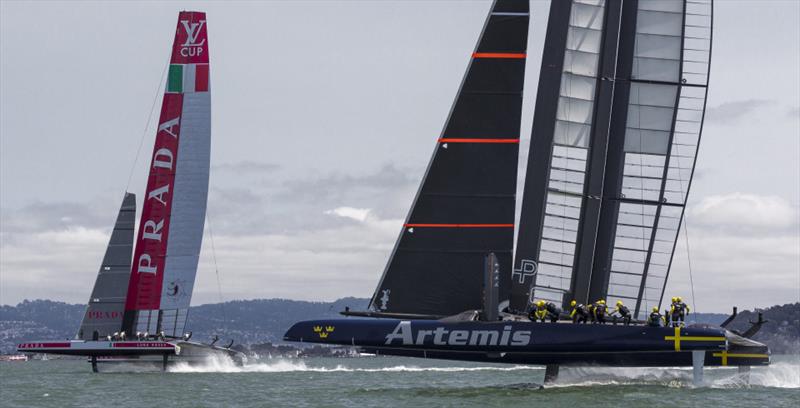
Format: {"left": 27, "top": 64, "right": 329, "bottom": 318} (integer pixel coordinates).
{"left": 76, "top": 193, "right": 136, "bottom": 340}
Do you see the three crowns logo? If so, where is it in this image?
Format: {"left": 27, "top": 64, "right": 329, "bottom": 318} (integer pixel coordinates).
{"left": 313, "top": 325, "right": 335, "bottom": 339}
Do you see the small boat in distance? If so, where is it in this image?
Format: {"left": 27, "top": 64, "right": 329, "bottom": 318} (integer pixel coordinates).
{"left": 17, "top": 11, "right": 243, "bottom": 372}
{"left": 0, "top": 354, "right": 29, "bottom": 362}
{"left": 284, "top": 0, "right": 769, "bottom": 384}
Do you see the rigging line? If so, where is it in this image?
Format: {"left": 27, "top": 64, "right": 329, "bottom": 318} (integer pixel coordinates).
{"left": 125, "top": 60, "right": 169, "bottom": 194}
{"left": 206, "top": 210, "right": 229, "bottom": 334}
{"left": 674, "top": 152, "right": 698, "bottom": 317}
{"left": 682, "top": 210, "right": 698, "bottom": 318}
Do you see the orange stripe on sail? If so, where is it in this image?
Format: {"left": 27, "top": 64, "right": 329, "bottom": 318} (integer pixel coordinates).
{"left": 404, "top": 224, "right": 514, "bottom": 228}
{"left": 439, "top": 138, "right": 519, "bottom": 144}
{"left": 472, "top": 52, "right": 526, "bottom": 59}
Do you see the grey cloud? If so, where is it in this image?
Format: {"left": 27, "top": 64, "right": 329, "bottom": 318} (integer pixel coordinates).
{"left": 205, "top": 162, "right": 420, "bottom": 237}
{"left": 0, "top": 201, "right": 110, "bottom": 236}
{"left": 212, "top": 161, "right": 281, "bottom": 174}
{"left": 705, "top": 99, "right": 776, "bottom": 124}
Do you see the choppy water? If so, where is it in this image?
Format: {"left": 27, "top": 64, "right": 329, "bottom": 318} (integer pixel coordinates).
{"left": 2, "top": 356, "right": 798, "bottom": 407}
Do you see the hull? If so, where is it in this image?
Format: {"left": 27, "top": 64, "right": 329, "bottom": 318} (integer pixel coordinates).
{"left": 284, "top": 318, "right": 769, "bottom": 367}
{"left": 18, "top": 339, "right": 244, "bottom": 371}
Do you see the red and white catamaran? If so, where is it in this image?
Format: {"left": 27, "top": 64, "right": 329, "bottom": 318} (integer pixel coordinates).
{"left": 17, "top": 11, "right": 243, "bottom": 372}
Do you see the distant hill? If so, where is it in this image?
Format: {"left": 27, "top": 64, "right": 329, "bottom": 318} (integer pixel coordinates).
{"left": 1, "top": 299, "right": 797, "bottom": 355}
{"left": 0, "top": 298, "right": 368, "bottom": 353}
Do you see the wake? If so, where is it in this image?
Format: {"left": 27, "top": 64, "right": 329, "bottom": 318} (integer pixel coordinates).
{"left": 169, "top": 355, "right": 800, "bottom": 389}
{"left": 552, "top": 362, "right": 800, "bottom": 389}
{"left": 168, "top": 355, "right": 538, "bottom": 374}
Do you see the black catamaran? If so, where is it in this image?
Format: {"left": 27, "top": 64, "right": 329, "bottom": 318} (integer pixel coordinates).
{"left": 17, "top": 11, "right": 243, "bottom": 371}
{"left": 285, "top": 0, "right": 770, "bottom": 382}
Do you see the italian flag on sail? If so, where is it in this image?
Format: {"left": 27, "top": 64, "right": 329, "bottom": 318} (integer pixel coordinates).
{"left": 167, "top": 63, "right": 209, "bottom": 93}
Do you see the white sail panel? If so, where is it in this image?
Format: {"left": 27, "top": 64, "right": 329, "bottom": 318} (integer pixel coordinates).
{"left": 159, "top": 92, "right": 210, "bottom": 317}
{"left": 531, "top": 0, "right": 606, "bottom": 306}
{"left": 605, "top": 0, "right": 713, "bottom": 318}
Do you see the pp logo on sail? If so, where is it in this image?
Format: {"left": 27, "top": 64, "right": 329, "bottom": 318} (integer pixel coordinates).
{"left": 313, "top": 326, "right": 335, "bottom": 339}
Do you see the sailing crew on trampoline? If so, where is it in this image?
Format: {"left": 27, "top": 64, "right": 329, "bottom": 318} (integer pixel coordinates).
{"left": 569, "top": 300, "right": 589, "bottom": 324}
{"left": 670, "top": 296, "right": 690, "bottom": 327}
{"left": 544, "top": 301, "right": 561, "bottom": 323}
{"left": 611, "top": 300, "right": 632, "bottom": 325}
{"left": 592, "top": 299, "right": 608, "bottom": 324}
{"left": 647, "top": 306, "right": 666, "bottom": 327}
{"left": 530, "top": 300, "right": 549, "bottom": 322}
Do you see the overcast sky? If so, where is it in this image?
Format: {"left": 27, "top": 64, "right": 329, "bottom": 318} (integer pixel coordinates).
{"left": 1, "top": 0, "right": 798, "bottom": 313}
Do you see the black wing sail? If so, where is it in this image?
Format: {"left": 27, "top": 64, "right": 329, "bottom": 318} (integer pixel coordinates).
{"left": 369, "top": 0, "right": 530, "bottom": 316}
{"left": 76, "top": 193, "right": 136, "bottom": 339}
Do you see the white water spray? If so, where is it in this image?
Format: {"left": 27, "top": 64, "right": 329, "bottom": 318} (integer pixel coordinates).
{"left": 168, "top": 355, "right": 540, "bottom": 374}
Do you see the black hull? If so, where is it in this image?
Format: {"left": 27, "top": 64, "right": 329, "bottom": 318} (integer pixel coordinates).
{"left": 361, "top": 348, "right": 769, "bottom": 367}
{"left": 284, "top": 318, "right": 769, "bottom": 367}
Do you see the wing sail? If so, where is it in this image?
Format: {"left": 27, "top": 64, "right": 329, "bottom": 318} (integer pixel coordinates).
{"left": 597, "top": 0, "right": 713, "bottom": 319}
{"left": 122, "top": 11, "right": 210, "bottom": 336}
{"left": 512, "top": 0, "right": 713, "bottom": 316}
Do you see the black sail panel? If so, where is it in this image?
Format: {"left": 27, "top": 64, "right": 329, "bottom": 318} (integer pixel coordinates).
{"left": 370, "top": 0, "right": 529, "bottom": 316}
{"left": 76, "top": 193, "right": 136, "bottom": 339}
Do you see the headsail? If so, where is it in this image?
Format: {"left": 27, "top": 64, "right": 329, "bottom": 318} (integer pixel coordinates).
{"left": 122, "top": 11, "right": 211, "bottom": 337}
{"left": 77, "top": 193, "right": 136, "bottom": 340}
{"left": 369, "top": 0, "right": 530, "bottom": 316}
{"left": 594, "top": 0, "right": 713, "bottom": 319}
{"left": 512, "top": 0, "right": 712, "bottom": 316}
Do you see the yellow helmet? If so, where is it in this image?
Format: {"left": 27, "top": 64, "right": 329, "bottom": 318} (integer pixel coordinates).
{"left": 616, "top": 300, "right": 623, "bottom": 306}
{"left": 671, "top": 296, "right": 677, "bottom": 302}
{"left": 652, "top": 307, "right": 659, "bottom": 312}
{"left": 537, "top": 300, "right": 546, "bottom": 307}
{"left": 570, "top": 300, "right": 577, "bottom": 307}
{"left": 676, "top": 296, "right": 682, "bottom": 302}
{"left": 599, "top": 299, "right": 606, "bottom": 304}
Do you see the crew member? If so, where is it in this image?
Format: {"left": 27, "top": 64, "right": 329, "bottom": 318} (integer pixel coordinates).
{"left": 612, "top": 300, "right": 632, "bottom": 325}
{"left": 647, "top": 307, "right": 665, "bottom": 327}
{"left": 569, "top": 300, "right": 589, "bottom": 324}
{"left": 530, "top": 300, "right": 549, "bottom": 322}
{"left": 670, "top": 296, "right": 690, "bottom": 327}
{"left": 544, "top": 301, "right": 561, "bottom": 323}
{"left": 593, "top": 299, "right": 608, "bottom": 324}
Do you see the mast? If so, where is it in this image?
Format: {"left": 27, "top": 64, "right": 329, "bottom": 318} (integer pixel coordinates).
{"left": 122, "top": 11, "right": 211, "bottom": 336}
{"left": 369, "top": 0, "right": 530, "bottom": 316}
{"left": 77, "top": 193, "right": 135, "bottom": 340}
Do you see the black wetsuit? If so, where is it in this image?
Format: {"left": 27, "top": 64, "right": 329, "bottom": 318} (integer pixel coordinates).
{"left": 614, "top": 305, "right": 631, "bottom": 325}
{"left": 671, "top": 301, "right": 689, "bottom": 327}
{"left": 545, "top": 302, "right": 561, "bottom": 323}
{"left": 593, "top": 303, "right": 608, "bottom": 324}
{"left": 647, "top": 312, "right": 663, "bottom": 327}
{"left": 571, "top": 304, "right": 589, "bottom": 324}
